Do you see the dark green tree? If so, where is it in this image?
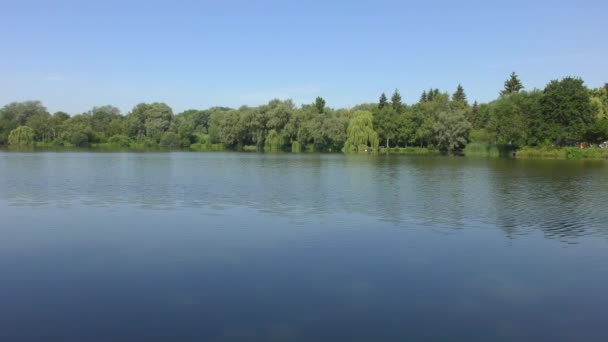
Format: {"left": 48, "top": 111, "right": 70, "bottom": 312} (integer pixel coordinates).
{"left": 420, "top": 91, "right": 427, "bottom": 102}
{"left": 539, "top": 77, "right": 593, "bottom": 143}
{"left": 391, "top": 89, "right": 403, "bottom": 112}
{"left": 452, "top": 84, "right": 467, "bottom": 105}
{"left": 373, "top": 106, "right": 399, "bottom": 149}
{"left": 378, "top": 93, "right": 388, "bottom": 109}
{"left": 315, "top": 96, "right": 326, "bottom": 114}
{"left": 500, "top": 72, "right": 524, "bottom": 96}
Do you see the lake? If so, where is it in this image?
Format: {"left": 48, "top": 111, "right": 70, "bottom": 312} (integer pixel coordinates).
{"left": 1, "top": 152, "right": 607, "bottom": 341}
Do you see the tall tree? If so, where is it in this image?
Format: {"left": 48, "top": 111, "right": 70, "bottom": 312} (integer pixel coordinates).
{"left": 500, "top": 72, "right": 524, "bottom": 96}
{"left": 539, "top": 77, "right": 593, "bottom": 143}
{"left": 314, "top": 96, "right": 326, "bottom": 114}
{"left": 391, "top": 89, "right": 403, "bottom": 112}
{"left": 378, "top": 93, "right": 388, "bottom": 109}
{"left": 468, "top": 101, "right": 482, "bottom": 129}
{"left": 373, "top": 106, "right": 399, "bottom": 149}
{"left": 452, "top": 84, "right": 468, "bottom": 105}
{"left": 420, "top": 91, "right": 427, "bottom": 102}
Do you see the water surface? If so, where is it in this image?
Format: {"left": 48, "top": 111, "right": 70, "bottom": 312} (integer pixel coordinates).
{"left": 1, "top": 152, "right": 607, "bottom": 341}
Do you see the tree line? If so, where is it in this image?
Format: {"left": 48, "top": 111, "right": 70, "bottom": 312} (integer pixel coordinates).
{"left": 1, "top": 73, "right": 607, "bottom": 154}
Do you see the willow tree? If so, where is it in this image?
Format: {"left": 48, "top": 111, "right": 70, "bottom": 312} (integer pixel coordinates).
{"left": 8, "top": 126, "right": 35, "bottom": 146}
{"left": 343, "top": 111, "right": 379, "bottom": 153}
{"left": 264, "top": 129, "right": 284, "bottom": 152}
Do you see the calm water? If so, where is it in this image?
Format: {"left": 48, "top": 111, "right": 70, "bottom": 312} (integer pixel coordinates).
{"left": 1, "top": 152, "right": 607, "bottom": 341}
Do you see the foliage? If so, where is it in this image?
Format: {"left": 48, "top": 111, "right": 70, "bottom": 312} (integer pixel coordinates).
{"left": 264, "top": 129, "right": 284, "bottom": 152}
{"left": 516, "top": 146, "right": 608, "bottom": 160}
{"left": 314, "top": 97, "right": 326, "bottom": 114}
{"left": 291, "top": 140, "right": 302, "bottom": 153}
{"left": 8, "top": 126, "right": 36, "bottom": 146}
{"left": 590, "top": 84, "right": 608, "bottom": 120}
{"left": 433, "top": 110, "right": 471, "bottom": 152}
{"left": 378, "top": 93, "right": 388, "bottom": 109}
{"left": 373, "top": 106, "right": 399, "bottom": 148}
{"left": 0, "top": 73, "right": 603, "bottom": 158}
{"left": 107, "top": 134, "right": 132, "bottom": 148}
{"left": 343, "top": 111, "right": 379, "bottom": 153}
{"left": 159, "top": 132, "right": 181, "bottom": 149}
{"left": 500, "top": 72, "right": 524, "bottom": 96}
{"left": 391, "top": 89, "right": 403, "bottom": 112}
{"left": 538, "top": 77, "right": 593, "bottom": 143}
{"left": 452, "top": 84, "right": 468, "bottom": 105}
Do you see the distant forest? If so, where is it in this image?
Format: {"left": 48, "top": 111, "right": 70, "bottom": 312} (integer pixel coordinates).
{"left": 1, "top": 73, "right": 607, "bottom": 155}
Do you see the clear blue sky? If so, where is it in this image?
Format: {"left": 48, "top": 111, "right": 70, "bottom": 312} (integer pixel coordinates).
{"left": 1, "top": 0, "right": 607, "bottom": 114}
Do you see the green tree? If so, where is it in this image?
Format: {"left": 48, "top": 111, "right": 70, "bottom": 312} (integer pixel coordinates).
{"left": 486, "top": 94, "right": 528, "bottom": 146}
{"left": 539, "top": 77, "right": 593, "bottom": 143}
{"left": 108, "top": 134, "right": 131, "bottom": 147}
{"left": 391, "top": 89, "right": 403, "bottom": 112}
{"left": 420, "top": 91, "right": 427, "bottom": 102}
{"left": 60, "top": 115, "right": 94, "bottom": 147}
{"left": 343, "top": 110, "right": 379, "bottom": 152}
{"left": 127, "top": 103, "right": 173, "bottom": 141}
{"left": 468, "top": 101, "right": 482, "bottom": 129}
{"left": 264, "top": 129, "right": 284, "bottom": 152}
{"left": 8, "top": 126, "right": 35, "bottom": 146}
{"left": 26, "top": 112, "right": 52, "bottom": 142}
{"left": 396, "top": 109, "right": 415, "bottom": 147}
{"left": 159, "top": 132, "right": 181, "bottom": 149}
{"left": 411, "top": 92, "right": 450, "bottom": 147}
{"left": 373, "top": 106, "right": 399, "bottom": 148}
{"left": 1, "top": 101, "right": 48, "bottom": 125}
{"left": 590, "top": 84, "right": 608, "bottom": 120}
{"left": 426, "top": 88, "right": 440, "bottom": 102}
{"left": 500, "top": 72, "right": 524, "bottom": 96}
{"left": 452, "top": 84, "right": 468, "bottom": 105}
{"left": 1, "top": 101, "right": 49, "bottom": 144}
{"left": 321, "top": 115, "right": 348, "bottom": 152}
{"left": 314, "top": 96, "right": 326, "bottom": 114}
{"left": 89, "top": 105, "right": 121, "bottom": 139}
{"left": 433, "top": 110, "right": 471, "bottom": 153}
{"left": 584, "top": 119, "right": 608, "bottom": 144}
{"left": 378, "top": 93, "right": 388, "bottom": 109}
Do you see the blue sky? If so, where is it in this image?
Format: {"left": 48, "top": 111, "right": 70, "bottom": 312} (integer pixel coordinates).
{"left": 1, "top": 0, "right": 607, "bottom": 114}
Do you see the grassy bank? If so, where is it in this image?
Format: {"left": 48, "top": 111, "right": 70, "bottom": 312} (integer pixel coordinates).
{"left": 379, "top": 147, "right": 440, "bottom": 155}
{"left": 516, "top": 147, "right": 608, "bottom": 160}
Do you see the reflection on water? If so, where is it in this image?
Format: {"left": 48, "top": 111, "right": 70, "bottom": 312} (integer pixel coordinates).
{"left": 1, "top": 152, "right": 607, "bottom": 239}
{"left": 1, "top": 152, "right": 607, "bottom": 341}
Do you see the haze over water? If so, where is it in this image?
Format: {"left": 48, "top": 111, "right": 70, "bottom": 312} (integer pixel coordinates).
{"left": 1, "top": 152, "right": 607, "bottom": 341}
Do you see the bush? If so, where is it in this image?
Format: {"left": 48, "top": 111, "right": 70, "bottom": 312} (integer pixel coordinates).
{"left": 108, "top": 134, "right": 131, "bottom": 148}
{"left": 513, "top": 147, "right": 608, "bottom": 159}
{"left": 159, "top": 132, "right": 180, "bottom": 149}
{"left": 291, "top": 141, "right": 301, "bottom": 153}
{"left": 66, "top": 132, "right": 89, "bottom": 147}
{"left": 8, "top": 126, "right": 35, "bottom": 146}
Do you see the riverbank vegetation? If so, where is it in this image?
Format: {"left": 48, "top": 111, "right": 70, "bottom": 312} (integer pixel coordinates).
{"left": 1, "top": 73, "right": 607, "bottom": 159}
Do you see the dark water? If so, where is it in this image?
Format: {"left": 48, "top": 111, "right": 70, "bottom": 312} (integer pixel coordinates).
{"left": 1, "top": 152, "right": 607, "bottom": 341}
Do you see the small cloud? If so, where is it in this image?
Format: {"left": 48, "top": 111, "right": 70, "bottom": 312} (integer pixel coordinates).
{"left": 43, "top": 73, "right": 66, "bottom": 81}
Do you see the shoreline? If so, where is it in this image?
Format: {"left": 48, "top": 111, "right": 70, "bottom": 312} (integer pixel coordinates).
{"left": 2, "top": 145, "right": 608, "bottom": 160}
